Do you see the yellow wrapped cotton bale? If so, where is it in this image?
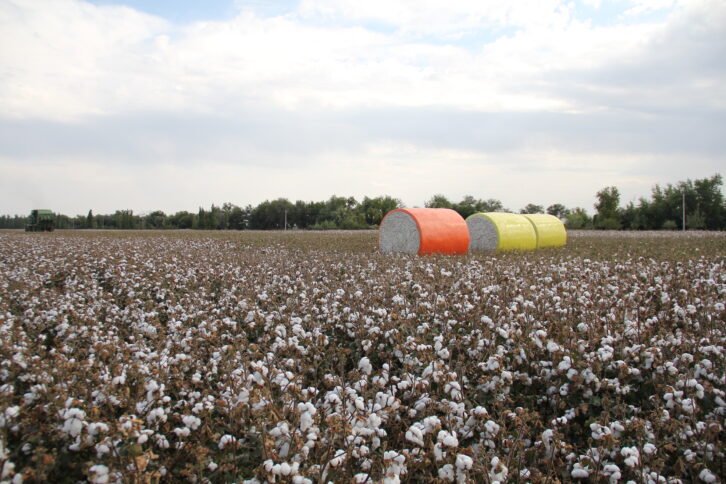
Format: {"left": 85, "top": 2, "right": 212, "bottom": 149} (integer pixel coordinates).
{"left": 523, "top": 214, "right": 567, "bottom": 248}
{"left": 466, "top": 212, "right": 537, "bottom": 251}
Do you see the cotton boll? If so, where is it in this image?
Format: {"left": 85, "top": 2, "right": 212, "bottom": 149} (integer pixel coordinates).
{"left": 358, "top": 357, "right": 372, "bottom": 376}
{"left": 218, "top": 434, "right": 236, "bottom": 449}
{"left": 437, "top": 430, "right": 459, "bottom": 448}
{"left": 89, "top": 464, "right": 110, "bottom": 484}
{"left": 438, "top": 464, "right": 455, "bottom": 481}
{"left": 61, "top": 408, "right": 86, "bottom": 438}
{"left": 620, "top": 447, "right": 639, "bottom": 468}
{"left": 489, "top": 456, "right": 508, "bottom": 483}
{"left": 571, "top": 463, "right": 589, "bottom": 478}
{"left": 405, "top": 425, "right": 425, "bottom": 447}
{"left": 329, "top": 449, "right": 346, "bottom": 467}
{"left": 699, "top": 469, "right": 717, "bottom": 482}
{"left": 455, "top": 454, "right": 473, "bottom": 471}
{"left": 181, "top": 415, "right": 201, "bottom": 430}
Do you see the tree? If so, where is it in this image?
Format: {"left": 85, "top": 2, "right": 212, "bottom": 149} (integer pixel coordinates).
{"left": 249, "top": 199, "right": 295, "bottom": 229}
{"left": 565, "top": 207, "right": 592, "bottom": 229}
{"left": 114, "top": 210, "right": 137, "bottom": 230}
{"left": 425, "top": 194, "right": 452, "bottom": 209}
{"left": 87, "top": 210, "right": 95, "bottom": 229}
{"left": 594, "top": 186, "right": 621, "bottom": 229}
{"left": 520, "top": 203, "right": 544, "bottom": 214}
{"left": 228, "top": 205, "right": 248, "bottom": 230}
{"left": 144, "top": 210, "right": 167, "bottom": 229}
{"left": 453, "top": 195, "right": 479, "bottom": 219}
{"left": 170, "top": 211, "right": 194, "bottom": 229}
{"left": 546, "top": 204, "right": 569, "bottom": 219}
{"left": 360, "top": 196, "right": 402, "bottom": 226}
{"left": 479, "top": 198, "right": 506, "bottom": 212}
{"left": 692, "top": 174, "right": 724, "bottom": 229}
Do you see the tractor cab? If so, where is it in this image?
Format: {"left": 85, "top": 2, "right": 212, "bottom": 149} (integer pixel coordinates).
{"left": 25, "top": 209, "right": 55, "bottom": 232}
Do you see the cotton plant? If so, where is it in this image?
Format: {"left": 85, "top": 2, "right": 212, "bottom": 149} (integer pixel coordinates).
{"left": 0, "top": 231, "right": 724, "bottom": 481}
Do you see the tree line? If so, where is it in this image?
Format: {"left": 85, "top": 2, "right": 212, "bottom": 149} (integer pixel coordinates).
{"left": 0, "top": 196, "right": 401, "bottom": 231}
{"left": 1, "top": 174, "right": 723, "bottom": 230}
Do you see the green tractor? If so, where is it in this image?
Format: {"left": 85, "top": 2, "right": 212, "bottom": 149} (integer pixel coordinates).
{"left": 26, "top": 209, "right": 55, "bottom": 232}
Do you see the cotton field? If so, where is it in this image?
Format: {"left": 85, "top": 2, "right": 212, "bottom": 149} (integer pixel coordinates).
{"left": 0, "top": 230, "right": 724, "bottom": 483}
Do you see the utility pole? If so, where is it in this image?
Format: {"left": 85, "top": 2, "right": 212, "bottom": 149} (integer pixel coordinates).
{"left": 682, "top": 191, "right": 686, "bottom": 231}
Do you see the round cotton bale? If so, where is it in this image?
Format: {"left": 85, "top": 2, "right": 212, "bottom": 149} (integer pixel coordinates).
{"left": 523, "top": 214, "right": 567, "bottom": 248}
{"left": 466, "top": 212, "right": 537, "bottom": 251}
{"left": 379, "top": 208, "right": 469, "bottom": 255}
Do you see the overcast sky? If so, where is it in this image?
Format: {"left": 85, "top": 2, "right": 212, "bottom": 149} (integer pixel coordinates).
{"left": 1, "top": 0, "right": 724, "bottom": 216}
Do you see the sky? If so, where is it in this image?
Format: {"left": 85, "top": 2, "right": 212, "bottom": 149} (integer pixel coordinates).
{"left": 1, "top": 0, "right": 724, "bottom": 216}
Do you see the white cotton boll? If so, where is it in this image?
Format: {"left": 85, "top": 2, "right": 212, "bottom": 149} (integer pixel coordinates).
{"left": 438, "top": 430, "right": 459, "bottom": 448}
{"left": 156, "top": 435, "right": 170, "bottom": 449}
{"left": 358, "top": 357, "right": 373, "bottom": 376}
{"left": 2, "top": 461, "right": 16, "bottom": 480}
{"left": 174, "top": 427, "right": 190, "bottom": 438}
{"left": 558, "top": 357, "right": 572, "bottom": 372}
{"left": 88, "top": 422, "right": 109, "bottom": 437}
{"left": 434, "top": 443, "right": 445, "bottom": 461}
{"left": 602, "top": 464, "right": 621, "bottom": 482}
{"left": 208, "top": 462, "right": 218, "bottom": 471}
{"left": 438, "top": 464, "right": 455, "bottom": 482}
{"left": 423, "top": 416, "right": 441, "bottom": 432}
{"left": 182, "top": 415, "right": 201, "bottom": 430}
{"left": 484, "top": 420, "right": 500, "bottom": 437}
{"left": 95, "top": 443, "right": 110, "bottom": 457}
{"left": 405, "top": 425, "right": 425, "bottom": 447}
{"left": 643, "top": 443, "right": 656, "bottom": 455}
{"left": 684, "top": 449, "right": 697, "bottom": 463}
{"left": 620, "top": 447, "right": 639, "bottom": 468}
{"left": 89, "top": 464, "right": 110, "bottom": 484}
{"left": 489, "top": 456, "right": 508, "bottom": 483}
{"left": 329, "top": 449, "right": 346, "bottom": 467}
{"left": 455, "top": 454, "right": 473, "bottom": 471}
{"left": 681, "top": 398, "right": 695, "bottom": 413}
{"left": 146, "top": 407, "right": 167, "bottom": 424}
{"left": 699, "top": 468, "right": 717, "bottom": 482}
{"left": 61, "top": 408, "right": 86, "bottom": 437}
{"left": 63, "top": 418, "right": 83, "bottom": 438}
{"left": 218, "top": 434, "right": 236, "bottom": 449}
{"left": 5, "top": 407, "right": 20, "bottom": 419}
{"left": 354, "top": 474, "right": 370, "bottom": 483}
{"left": 547, "top": 341, "right": 560, "bottom": 353}
{"left": 571, "top": 463, "right": 589, "bottom": 478}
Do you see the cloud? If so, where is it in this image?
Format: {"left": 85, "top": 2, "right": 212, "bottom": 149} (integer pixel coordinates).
{"left": 0, "top": 0, "right": 724, "bottom": 216}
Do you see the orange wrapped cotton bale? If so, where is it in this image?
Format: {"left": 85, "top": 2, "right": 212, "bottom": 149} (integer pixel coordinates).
{"left": 379, "top": 208, "right": 470, "bottom": 255}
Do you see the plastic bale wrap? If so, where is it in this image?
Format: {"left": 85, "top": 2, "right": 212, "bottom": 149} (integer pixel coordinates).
{"left": 379, "top": 208, "right": 469, "bottom": 255}
{"left": 523, "top": 214, "right": 567, "bottom": 248}
{"left": 466, "top": 212, "right": 537, "bottom": 251}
